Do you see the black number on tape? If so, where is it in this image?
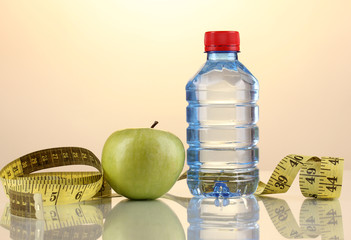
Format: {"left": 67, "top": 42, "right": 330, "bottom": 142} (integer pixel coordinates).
{"left": 50, "top": 192, "right": 58, "bottom": 202}
{"left": 75, "top": 191, "right": 83, "bottom": 200}
{"left": 306, "top": 177, "right": 315, "bottom": 184}
{"left": 307, "top": 168, "right": 316, "bottom": 174}
{"left": 275, "top": 182, "right": 284, "bottom": 189}
{"left": 278, "top": 175, "right": 288, "bottom": 183}
{"left": 327, "top": 177, "right": 337, "bottom": 184}
{"left": 329, "top": 159, "right": 339, "bottom": 165}
{"left": 275, "top": 175, "right": 288, "bottom": 189}
{"left": 327, "top": 186, "right": 337, "bottom": 192}
{"left": 290, "top": 155, "right": 303, "bottom": 167}
{"left": 290, "top": 160, "right": 298, "bottom": 167}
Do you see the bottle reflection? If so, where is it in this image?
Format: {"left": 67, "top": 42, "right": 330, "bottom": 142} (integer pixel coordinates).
{"left": 187, "top": 196, "right": 260, "bottom": 240}
{"left": 259, "top": 196, "right": 344, "bottom": 239}
{"left": 103, "top": 199, "right": 185, "bottom": 240}
{"left": 0, "top": 198, "right": 111, "bottom": 240}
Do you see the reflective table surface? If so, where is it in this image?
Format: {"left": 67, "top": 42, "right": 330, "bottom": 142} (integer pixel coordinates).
{"left": 0, "top": 170, "right": 349, "bottom": 239}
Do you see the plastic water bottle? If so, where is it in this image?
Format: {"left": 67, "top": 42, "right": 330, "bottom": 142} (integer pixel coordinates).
{"left": 186, "top": 31, "right": 259, "bottom": 197}
{"left": 187, "top": 196, "right": 259, "bottom": 240}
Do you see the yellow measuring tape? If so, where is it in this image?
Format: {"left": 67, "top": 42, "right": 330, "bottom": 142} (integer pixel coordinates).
{"left": 255, "top": 154, "right": 344, "bottom": 199}
{"left": 0, "top": 147, "right": 111, "bottom": 218}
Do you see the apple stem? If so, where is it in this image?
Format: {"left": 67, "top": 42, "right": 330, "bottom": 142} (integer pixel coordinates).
{"left": 150, "top": 121, "right": 159, "bottom": 128}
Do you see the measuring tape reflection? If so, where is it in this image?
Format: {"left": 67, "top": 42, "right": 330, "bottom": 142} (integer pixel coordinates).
{"left": 0, "top": 147, "right": 111, "bottom": 218}
{"left": 259, "top": 196, "right": 344, "bottom": 240}
{"left": 165, "top": 193, "right": 344, "bottom": 240}
{"left": 0, "top": 198, "right": 111, "bottom": 240}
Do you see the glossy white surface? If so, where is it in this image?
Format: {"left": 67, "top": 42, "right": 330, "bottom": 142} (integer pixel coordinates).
{"left": 0, "top": 170, "right": 349, "bottom": 239}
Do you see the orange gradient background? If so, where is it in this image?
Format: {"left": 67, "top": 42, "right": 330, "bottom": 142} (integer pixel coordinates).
{"left": 0, "top": 0, "right": 350, "bottom": 171}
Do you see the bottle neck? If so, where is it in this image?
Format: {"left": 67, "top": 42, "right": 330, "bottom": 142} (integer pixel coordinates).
{"left": 207, "top": 51, "right": 238, "bottom": 61}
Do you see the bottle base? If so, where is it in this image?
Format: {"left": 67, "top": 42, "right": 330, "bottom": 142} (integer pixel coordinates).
{"left": 187, "top": 168, "right": 259, "bottom": 198}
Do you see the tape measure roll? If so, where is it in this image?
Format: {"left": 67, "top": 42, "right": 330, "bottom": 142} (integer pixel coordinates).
{"left": 0, "top": 147, "right": 111, "bottom": 218}
{"left": 255, "top": 154, "right": 344, "bottom": 199}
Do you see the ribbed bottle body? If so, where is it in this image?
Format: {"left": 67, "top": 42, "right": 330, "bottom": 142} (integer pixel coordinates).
{"left": 186, "top": 54, "right": 259, "bottom": 197}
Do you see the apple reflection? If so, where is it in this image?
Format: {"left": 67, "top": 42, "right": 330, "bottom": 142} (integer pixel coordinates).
{"left": 187, "top": 196, "right": 259, "bottom": 240}
{"left": 103, "top": 199, "right": 185, "bottom": 240}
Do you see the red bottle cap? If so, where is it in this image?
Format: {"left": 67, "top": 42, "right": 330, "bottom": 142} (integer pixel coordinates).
{"left": 204, "top": 31, "right": 240, "bottom": 52}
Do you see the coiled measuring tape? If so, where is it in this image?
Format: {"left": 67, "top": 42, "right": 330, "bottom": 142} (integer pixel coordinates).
{"left": 0, "top": 147, "right": 111, "bottom": 218}
{"left": 255, "top": 154, "right": 344, "bottom": 199}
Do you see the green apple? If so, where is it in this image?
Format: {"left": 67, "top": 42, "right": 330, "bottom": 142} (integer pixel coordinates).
{"left": 101, "top": 122, "right": 185, "bottom": 200}
{"left": 103, "top": 200, "right": 185, "bottom": 240}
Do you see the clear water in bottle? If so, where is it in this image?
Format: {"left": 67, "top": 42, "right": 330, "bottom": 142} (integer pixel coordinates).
{"left": 186, "top": 31, "right": 259, "bottom": 197}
